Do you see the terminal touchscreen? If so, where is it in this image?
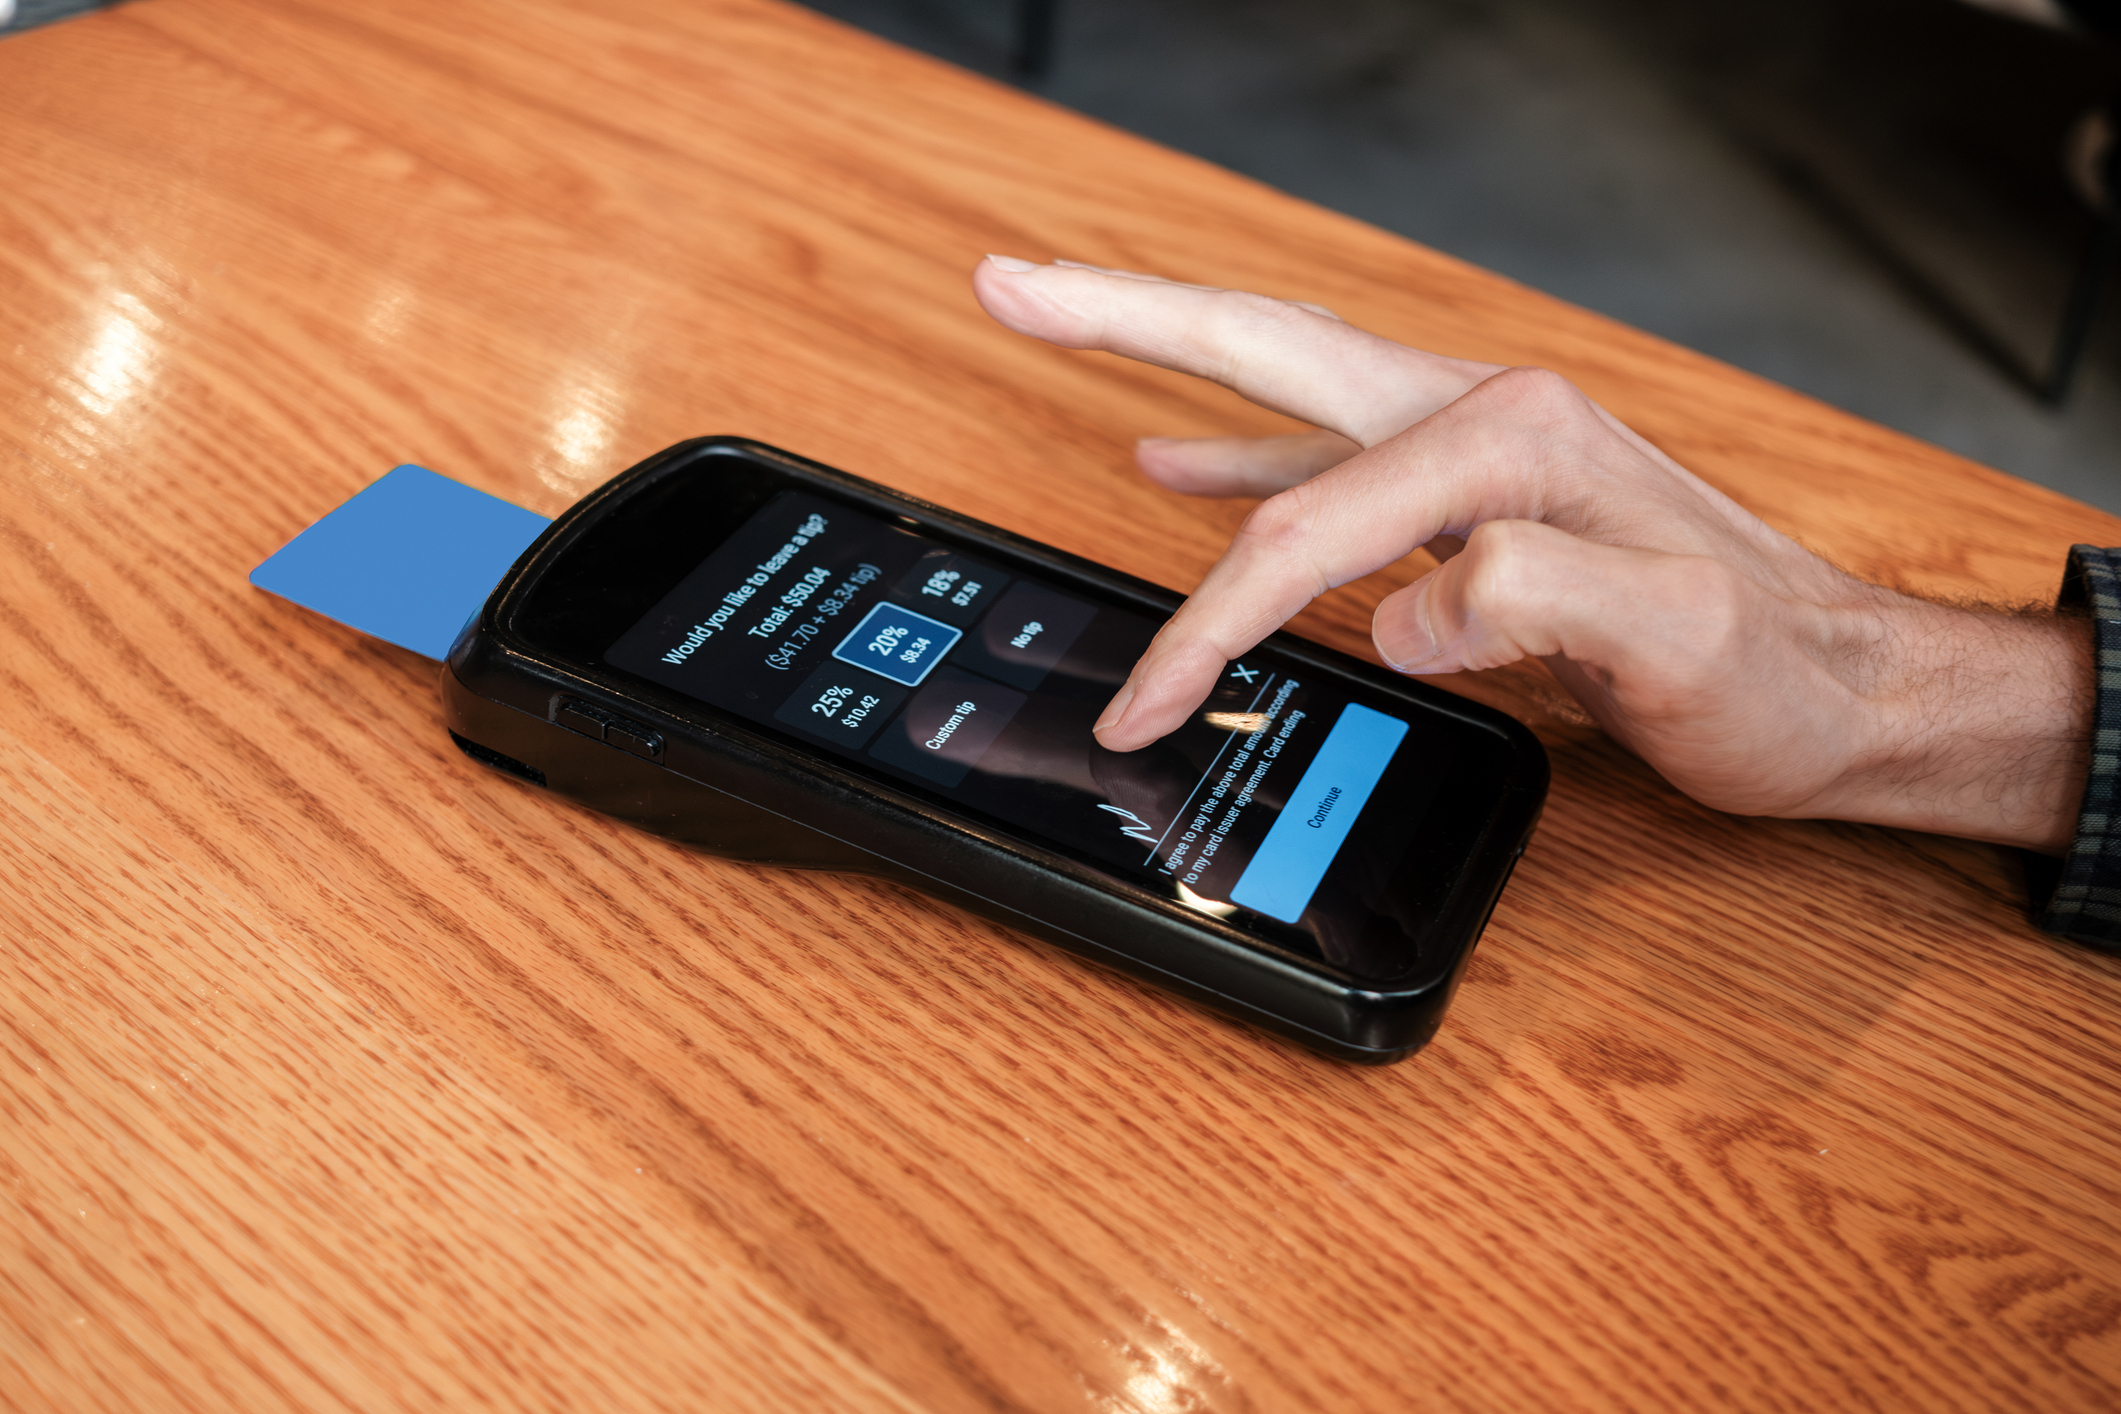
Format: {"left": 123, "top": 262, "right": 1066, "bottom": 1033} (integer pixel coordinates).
{"left": 443, "top": 438, "right": 1547, "bottom": 1061}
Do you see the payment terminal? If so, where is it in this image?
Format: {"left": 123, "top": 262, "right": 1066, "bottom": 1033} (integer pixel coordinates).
{"left": 440, "top": 438, "right": 1547, "bottom": 1062}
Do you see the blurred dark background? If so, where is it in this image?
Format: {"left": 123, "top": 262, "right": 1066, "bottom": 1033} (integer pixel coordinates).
{"left": 799, "top": 0, "right": 2121, "bottom": 510}
{"left": 9, "top": 0, "right": 2117, "bottom": 505}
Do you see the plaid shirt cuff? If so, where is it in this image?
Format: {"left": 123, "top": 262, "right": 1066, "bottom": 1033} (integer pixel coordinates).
{"left": 2030, "top": 545, "right": 2121, "bottom": 951}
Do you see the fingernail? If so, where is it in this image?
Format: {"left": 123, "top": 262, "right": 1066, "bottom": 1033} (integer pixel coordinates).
{"left": 1093, "top": 679, "right": 1137, "bottom": 737}
{"left": 985, "top": 253, "right": 1038, "bottom": 273}
{"left": 1382, "top": 644, "right": 1436, "bottom": 673}
{"left": 1379, "top": 602, "right": 1445, "bottom": 674}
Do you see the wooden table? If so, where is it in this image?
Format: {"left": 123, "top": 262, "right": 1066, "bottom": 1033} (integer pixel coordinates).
{"left": 5, "top": 2, "right": 2119, "bottom": 1409}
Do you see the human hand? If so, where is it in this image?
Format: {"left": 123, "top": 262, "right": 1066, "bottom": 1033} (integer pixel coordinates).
{"left": 972, "top": 255, "right": 2092, "bottom": 852}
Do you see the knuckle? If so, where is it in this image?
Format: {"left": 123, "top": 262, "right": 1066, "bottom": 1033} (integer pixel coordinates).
{"left": 1485, "top": 364, "right": 1577, "bottom": 409}
{"left": 1458, "top": 520, "right": 1540, "bottom": 617}
{"left": 1457, "top": 366, "right": 1591, "bottom": 442}
{"left": 1236, "top": 487, "right": 1313, "bottom": 553}
{"left": 1233, "top": 485, "right": 1340, "bottom": 600}
{"left": 1510, "top": 365, "right": 1581, "bottom": 408}
{"left": 1446, "top": 367, "right": 1624, "bottom": 506}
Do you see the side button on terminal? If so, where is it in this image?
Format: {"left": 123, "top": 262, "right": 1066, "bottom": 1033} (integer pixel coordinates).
{"left": 605, "top": 723, "right": 661, "bottom": 760}
{"left": 556, "top": 701, "right": 612, "bottom": 740}
{"left": 553, "top": 698, "right": 665, "bottom": 762}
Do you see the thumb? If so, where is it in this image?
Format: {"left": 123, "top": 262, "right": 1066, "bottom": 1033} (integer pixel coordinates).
{"left": 1372, "top": 519, "right": 1733, "bottom": 680}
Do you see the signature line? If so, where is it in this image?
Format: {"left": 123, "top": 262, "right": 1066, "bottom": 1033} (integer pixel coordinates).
{"left": 1140, "top": 671, "right": 1277, "bottom": 868}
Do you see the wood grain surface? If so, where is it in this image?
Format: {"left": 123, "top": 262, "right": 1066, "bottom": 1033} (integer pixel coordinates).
{"left": 4, "top": 1, "right": 2120, "bottom": 1410}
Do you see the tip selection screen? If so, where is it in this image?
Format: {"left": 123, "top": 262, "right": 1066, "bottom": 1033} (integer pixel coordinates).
{"left": 603, "top": 491, "right": 1444, "bottom": 957}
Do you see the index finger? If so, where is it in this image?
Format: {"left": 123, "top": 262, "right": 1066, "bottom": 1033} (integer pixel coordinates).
{"left": 1093, "top": 416, "right": 1500, "bottom": 750}
{"left": 973, "top": 256, "right": 1503, "bottom": 447}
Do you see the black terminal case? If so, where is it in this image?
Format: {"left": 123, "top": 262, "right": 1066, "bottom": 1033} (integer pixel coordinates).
{"left": 441, "top": 439, "right": 1548, "bottom": 1063}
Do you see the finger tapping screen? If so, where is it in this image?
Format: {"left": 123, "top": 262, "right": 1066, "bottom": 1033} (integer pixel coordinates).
{"left": 603, "top": 491, "right": 1458, "bottom": 974}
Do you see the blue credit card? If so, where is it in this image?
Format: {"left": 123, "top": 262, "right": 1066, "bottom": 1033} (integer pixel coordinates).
{"left": 249, "top": 465, "right": 552, "bottom": 660}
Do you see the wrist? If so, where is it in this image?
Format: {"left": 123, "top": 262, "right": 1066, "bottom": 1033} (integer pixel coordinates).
{"left": 1823, "top": 593, "right": 2092, "bottom": 851}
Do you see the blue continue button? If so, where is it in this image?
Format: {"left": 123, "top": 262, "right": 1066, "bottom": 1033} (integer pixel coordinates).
{"left": 1230, "top": 703, "right": 1409, "bottom": 924}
